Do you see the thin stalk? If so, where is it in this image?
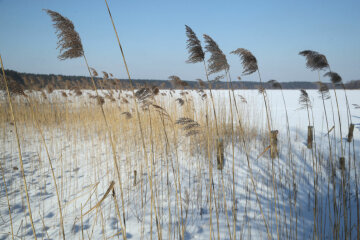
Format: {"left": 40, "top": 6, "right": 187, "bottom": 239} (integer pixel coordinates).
{"left": 0, "top": 55, "right": 37, "bottom": 240}
{"left": 83, "top": 54, "right": 126, "bottom": 239}
{"left": 26, "top": 97, "right": 65, "bottom": 240}
{"left": 103, "top": 2, "right": 163, "bottom": 238}
{"left": 0, "top": 159, "right": 14, "bottom": 240}
{"left": 227, "top": 73, "right": 271, "bottom": 239}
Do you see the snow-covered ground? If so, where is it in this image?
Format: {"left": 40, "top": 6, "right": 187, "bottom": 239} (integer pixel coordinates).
{"left": 0, "top": 89, "right": 359, "bottom": 239}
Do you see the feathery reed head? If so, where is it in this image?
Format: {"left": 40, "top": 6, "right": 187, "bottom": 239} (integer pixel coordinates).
{"left": 299, "top": 50, "right": 329, "bottom": 71}
{"left": 151, "top": 86, "right": 160, "bottom": 95}
{"left": 257, "top": 85, "right": 265, "bottom": 94}
{"left": 175, "top": 117, "right": 201, "bottom": 137}
{"left": 212, "top": 75, "right": 224, "bottom": 82}
{"left": 185, "top": 25, "right": 205, "bottom": 63}
{"left": 121, "top": 111, "right": 132, "bottom": 119}
{"left": 176, "top": 98, "right": 185, "bottom": 106}
{"left": 230, "top": 48, "right": 258, "bottom": 75}
{"left": 8, "top": 81, "right": 26, "bottom": 96}
{"left": 135, "top": 87, "right": 153, "bottom": 103}
{"left": 268, "top": 79, "right": 282, "bottom": 89}
{"left": 299, "top": 89, "right": 312, "bottom": 109}
{"left": 203, "top": 34, "right": 229, "bottom": 74}
{"left": 239, "top": 95, "right": 247, "bottom": 103}
{"left": 102, "top": 71, "right": 109, "bottom": 80}
{"left": 97, "top": 96, "right": 105, "bottom": 105}
{"left": 324, "top": 71, "right": 342, "bottom": 84}
{"left": 237, "top": 76, "right": 242, "bottom": 81}
{"left": 197, "top": 78, "right": 206, "bottom": 87}
{"left": 169, "top": 75, "right": 188, "bottom": 88}
{"left": 90, "top": 68, "right": 98, "bottom": 77}
{"left": 44, "top": 9, "right": 84, "bottom": 60}
{"left": 316, "top": 81, "right": 331, "bottom": 100}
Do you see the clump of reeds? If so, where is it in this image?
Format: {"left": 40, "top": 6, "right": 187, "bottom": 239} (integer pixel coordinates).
{"left": 45, "top": 9, "right": 127, "bottom": 236}
{"left": 0, "top": 56, "right": 37, "bottom": 239}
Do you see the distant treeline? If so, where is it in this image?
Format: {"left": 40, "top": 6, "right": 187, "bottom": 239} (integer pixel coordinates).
{"left": 1, "top": 69, "right": 360, "bottom": 91}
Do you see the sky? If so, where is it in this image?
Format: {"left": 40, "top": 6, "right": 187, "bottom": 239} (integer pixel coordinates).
{"left": 0, "top": 0, "right": 360, "bottom": 83}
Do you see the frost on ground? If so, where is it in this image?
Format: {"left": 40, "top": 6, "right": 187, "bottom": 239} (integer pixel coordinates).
{"left": 0, "top": 89, "right": 359, "bottom": 239}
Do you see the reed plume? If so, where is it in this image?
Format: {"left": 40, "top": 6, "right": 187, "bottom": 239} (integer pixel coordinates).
{"left": 175, "top": 117, "right": 201, "bottom": 137}
{"left": 230, "top": 48, "right": 258, "bottom": 75}
{"left": 197, "top": 79, "right": 206, "bottom": 87}
{"left": 268, "top": 79, "right": 282, "bottom": 89}
{"left": 203, "top": 34, "right": 229, "bottom": 74}
{"left": 121, "top": 111, "right": 132, "bottom": 119}
{"left": 317, "top": 82, "right": 331, "bottom": 100}
{"left": 299, "top": 50, "right": 329, "bottom": 71}
{"left": 8, "top": 81, "right": 26, "bottom": 96}
{"left": 185, "top": 25, "right": 205, "bottom": 63}
{"left": 169, "top": 75, "right": 188, "bottom": 88}
{"left": 90, "top": 67, "right": 98, "bottom": 77}
{"left": 239, "top": 95, "right": 247, "bottom": 104}
{"left": 324, "top": 71, "right": 342, "bottom": 84}
{"left": 102, "top": 71, "right": 109, "bottom": 79}
{"left": 44, "top": 9, "right": 84, "bottom": 60}
{"left": 176, "top": 98, "right": 185, "bottom": 106}
{"left": 212, "top": 75, "right": 224, "bottom": 82}
{"left": 299, "top": 89, "right": 312, "bottom": 111}
{"left": 45, "top": 9, "right": 127, "bottom": 236}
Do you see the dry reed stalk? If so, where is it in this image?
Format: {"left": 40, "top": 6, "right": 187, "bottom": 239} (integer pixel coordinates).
{"left": 299, "top": 50, "right": 340, "bottom": 239}
{"left": 103, "top": 2, "right": 176, "bottom": 238}
{"left": 83, "top": 181, "right": 115, "bottom": 216}
{"left": 26, "top": 96, "right": 66, "bottom": 240}
{"left": 0, "top": 159, "right": 14, "bottom": 240}
{"left": 231, "top": 48, "right": 279, "bottom": 239}
{"left": 0, "top": 55, "right": 37, "bottom": 240}
{"left": 202, "top": 33, "right": 234, "bottom": 238}
{"left": 44, "top": 9, "right": 127, "bottom": 237}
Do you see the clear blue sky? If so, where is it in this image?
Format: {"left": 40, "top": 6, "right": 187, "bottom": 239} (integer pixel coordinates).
{"left": 0, "top": 0, "right": 359, "bottom": 82}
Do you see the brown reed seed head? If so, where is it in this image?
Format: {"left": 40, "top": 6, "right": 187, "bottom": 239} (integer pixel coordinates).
{"left": 268, "top": 79, "right": 282, "bottom": 89}
{"left": 97, "top": 96, "right": 105, "bottom": 105}
{"left": 90, "top": 68, "right": 98, "bottom": 77}
{"left": 175, "top": 117, "right": 201, "bottom": 137}
{"left": 324, "top": 71, "right": 342, "bottom": 84}
{"left": 176, "top": 98, "right": 185, "bottom": 106}
{"left": 230, "top": 48, "right": 258, "bottom": 75}
{"left": 299, "top": 89, "right": 312, "bottom": 109}
{"left": 135, "top": 87, "right": 153, "bottom": 103}
{"left": 151, "top": 86, "right": 160, "bottom": 95}
{"left": 197, "top": 79, "right": 206, "bottom": 87}
{"left": 44, "top": 9, "right": 84, "bottom": 60}
{"left": 239, "top": 95, "right": 247, "bottom": 103}
{"left": 316, "top": 81, "right": 331, "bottom": 100}
{"left": 212, "top": 75, "right": 224, "bottom": 82}
{"left": 299, "top": 50, "right": 329, "bottom": 71}
{"left": 8, "top": 81, "right": 26, "bottom": 96}
{"left": 169, "top": 75, "right": 188, "bottom": 88}
{"left": 185, "top": 25, "right": 205, "bottom": 63}
{"left": 102, "top": 71, "right": 109, "bottom": 80}
{"left": 121, "top": 112, "right": 132, "bottom": 119}
{"left": 203, "top": 34, "right": 229, "bottom": 75}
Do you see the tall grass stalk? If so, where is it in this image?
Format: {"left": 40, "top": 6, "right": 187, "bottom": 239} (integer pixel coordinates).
{"left": 0, "top": 55, "right": 37, "bottom": 240}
